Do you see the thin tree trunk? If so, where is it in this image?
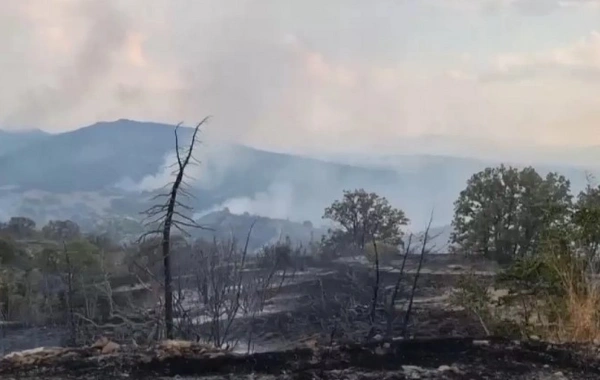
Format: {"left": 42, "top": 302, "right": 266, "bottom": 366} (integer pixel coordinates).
{"left": 402, "top": 212, "right": 433, "bottom": 337}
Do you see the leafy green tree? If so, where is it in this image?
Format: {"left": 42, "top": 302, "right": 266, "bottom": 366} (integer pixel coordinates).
{"left": 34, "top": 239, "right": 100, "bottom": 274}
{"left": 42, "top": 220, "right": 81, "bottom": 241}
{"left": 3, "top": 217, "right": 36, "bottom": 239}
{"left": 516, "top": 170, "right": 572, "bottom": 256}
{"left": 451, "top": 165, "right": 572, "bottom": 261}
{"left": 572, "top": 184, "right": 600, "bottom": 259}
{"left": 323, "top": 189, "right": 408, "bottom": 251}
{"left": 0, "top": 237, "right": 18, "bottom": 265}
{"left": 451, "top": 165, "right": 519, "bottom": 258}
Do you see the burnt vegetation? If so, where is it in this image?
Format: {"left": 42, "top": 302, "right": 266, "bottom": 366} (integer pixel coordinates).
{"left": 3, "top": 123, "right": 600, "bottom": 378}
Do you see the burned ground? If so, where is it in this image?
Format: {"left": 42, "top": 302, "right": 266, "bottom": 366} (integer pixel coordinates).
{"left": 215, "top": 254, "right": 496, "bottom": 352}
{"left": 3, "top": 254, "right": 597, "bottom": 379}
{"left": 2, "top": 336, "right": 600, "bottom": 379}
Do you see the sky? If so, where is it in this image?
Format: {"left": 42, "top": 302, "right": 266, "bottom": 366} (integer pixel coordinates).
{"left": 1, "top": 0, "right": 600, "bottom": 154}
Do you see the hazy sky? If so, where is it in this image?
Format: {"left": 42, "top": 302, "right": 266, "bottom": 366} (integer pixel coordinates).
{"left": 2, "top": 0, "right": 600, "bottom": 153}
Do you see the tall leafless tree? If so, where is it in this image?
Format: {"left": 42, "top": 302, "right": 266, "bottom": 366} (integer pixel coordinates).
{"left": 401, "top": 210, "right": 434, "bottom": 337}
{"left": 385, "top": 234, "right": 413, "bottom": 338}
{"left": 139, "top": 118, "right": 211, "bottom": 339}
{"left": 62, "top": 241, "right": 76, "bottom": 345}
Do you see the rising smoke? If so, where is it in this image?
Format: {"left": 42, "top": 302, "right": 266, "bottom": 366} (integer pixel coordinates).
{"left": 115, "top": 134, "right": 243, "bottom": 193}
{"left": 1, "top": 0, "right": 566, "bottom": 148}
{"left": 3, "top": 1, "right": 129, "bottom": 127}
{"left": 192, "top": 182, "right": 296, "bottom": 221}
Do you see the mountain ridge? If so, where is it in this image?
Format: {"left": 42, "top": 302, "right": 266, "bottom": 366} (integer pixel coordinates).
{"left": 0, "top": 129, "right": 50, "bottom": 157}
{"left": 0, "top": 119, "right": 597, "bottom": 228}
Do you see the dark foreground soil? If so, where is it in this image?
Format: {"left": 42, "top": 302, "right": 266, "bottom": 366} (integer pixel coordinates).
{"left": 219, "top": 258, "right": 494, "bottom": 352}
{"left": 1, "top": 337, "right": 599, "bottom": 379}
{"left": 3, "top": 254, "right": 589, "bottom": 379}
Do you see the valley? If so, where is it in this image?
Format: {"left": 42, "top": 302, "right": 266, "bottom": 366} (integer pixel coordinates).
{"left": 2, "top": 120, "right": 600, "bottom": 380}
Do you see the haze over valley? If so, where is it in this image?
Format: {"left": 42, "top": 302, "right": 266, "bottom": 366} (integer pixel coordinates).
{"left": 4, "top": 2, "right": 600, "bottom": 379}
{"left": 1, "top": 119, "right": 599, "bottom": 245}
{"left": 2, "top": 0, "right": 600, "bottom": 245}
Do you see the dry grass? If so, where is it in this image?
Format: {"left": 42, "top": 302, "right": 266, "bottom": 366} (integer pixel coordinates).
{"left": 546, "top": 253, "right": 600, "bottom": 343}
{"left": 450, "top": 251, "right": 600, "bottom": 343}
{"left": 560, "top": 289, "right": 600, "bottom": 342}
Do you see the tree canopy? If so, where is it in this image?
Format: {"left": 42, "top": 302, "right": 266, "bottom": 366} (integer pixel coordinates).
{"left": 323, "top": 189, "right": 408, "bottom": 251}
{"left": 572, "top": 183, "right": 600, "bottom": 259}
{"left": 41, "top": 220, "right": 81, "bottom": 241}
{"left": 450, "top": 165, "right": 572, "bottom": 261}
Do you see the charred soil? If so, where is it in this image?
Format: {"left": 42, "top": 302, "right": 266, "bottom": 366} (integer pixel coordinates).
{"left": 2, "top": 337, "right": 600, "bottom": 379}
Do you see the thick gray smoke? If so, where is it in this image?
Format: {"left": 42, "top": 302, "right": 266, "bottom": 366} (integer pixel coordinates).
{"left": 2, "top": 0, "right": 600, "bottom": 229}
{"left": 115, "top": 136, "right": 242, "bottom": 193}
{"left": 4, "top": 1, "right": 129, "bottom": 127}
{"left": 4, "top": 1, "right": 598, "bottom": 146}
{"left": 193, "top": 182, "right": 297, "bottom": 221}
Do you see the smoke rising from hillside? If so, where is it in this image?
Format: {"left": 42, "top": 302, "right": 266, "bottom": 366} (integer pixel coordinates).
{"left": 117, "top": 140, "right": 346, "bottom": 224}
{"left": 115, "top": 133, "right": 243, "bottom": 193}
{"left": 193, "top": 182, "right": 298, "bottom": 221}
{"left": 112, "top": 130, "right": 454, "bottom": 227}
{"left": 2, "top": 1, "right": 600, "bottom": 234}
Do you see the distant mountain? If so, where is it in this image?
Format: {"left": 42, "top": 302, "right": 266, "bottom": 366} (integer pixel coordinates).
{"left": 316, "top": 136, "right": 600, "bottom": 169}
{"left": 0, "top": 129, "right": 50, "bottom": 157}
{"left": 0, "top": 120, "right": 184, "bottom": 191}
{"left": 0, "top": 119, "right": 597, "bottom": 228}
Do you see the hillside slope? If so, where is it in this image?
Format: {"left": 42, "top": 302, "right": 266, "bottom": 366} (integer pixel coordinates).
{"left": 0, "top": 129, "right": 49, "bottom": 157}
{"left": 0, "top": 120, "right": 182, "bottom": 191}
{"left": 0, "top": 120, "right": 597, "bottom": 227}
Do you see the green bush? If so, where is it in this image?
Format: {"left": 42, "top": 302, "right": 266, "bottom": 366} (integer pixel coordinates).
{"left": 0, "top": 237, "right": 17, "bottom": 265}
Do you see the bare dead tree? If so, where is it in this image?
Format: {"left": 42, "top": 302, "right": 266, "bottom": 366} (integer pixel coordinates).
{"left": 62, "top": 241, "right": 76, "bottom": 345}
{"left": 368, "top": 238, "right": 380, "bottom": 336}
{"left": 139, "top": 117, "right": 211, "bottom": 339}
{"left": 96, "top": 249, "right": 114, "bottom": 318}
{"left": 173, "top": 237, "right": 244, "bottom": 347}
{"left": 168, "top": 227, "right": 296, "bottom": 352}
{"left": 401, "top": 211, "right": 434, "bottom": 338}
{"left": 217, "top": 223, "right": 255, "bottom": 348}
{"left": 385, "top": 234, "right": 413, "bottom": 338}
{"left": 241, "top": 242, "right": 296, "bottom": 354}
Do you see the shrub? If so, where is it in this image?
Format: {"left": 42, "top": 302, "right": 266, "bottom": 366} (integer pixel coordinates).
{"left": 450, "top": 271, "right": 504, "bottom": 336}
{"left": 545, "top": 251, "right": 600, "bottom": 343}
{"left": 0, "top": 237, "right": 17, "bottom": 265}
{"left": 489, "top": 247, "right": 600, "bottom": 343}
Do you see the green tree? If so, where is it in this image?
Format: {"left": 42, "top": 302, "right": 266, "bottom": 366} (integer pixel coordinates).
{"left": 34, "top": 239, "right": 100, "bottom": 274}
{"left": 572, "top": 184, "right": 600, "bottom": 259}
{"left": 451, "top": 165, "right": 572, "bottom": 261}
{"left": 323, "top": 189, "right": 408, "bottom": 251}
{"left": 3, "top": 217, "right": 36, "bottom": 239}
{"left": 0, "top": 237, "right": 18, "bottom": 265}
{"left": 42, "top": 220, "right": 81, "bottom": 241}
{"left": 516, "top": 170, "right": 572, "bottom": 256}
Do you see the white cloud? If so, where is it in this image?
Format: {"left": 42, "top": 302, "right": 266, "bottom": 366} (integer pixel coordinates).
{"left": 484, "top": 31, "right": 600, "bottom": 79}
{"left": 1, "top": 0, "right": 600, "bottom": 151}
{"left": 465, "top": 31, "right": 600, "bottom": 145}
{"left": 559, "top": 0, "right": 600, "bottom": 8}
{"left": 436, "top": 0, "right": 600, "bottom": 14}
